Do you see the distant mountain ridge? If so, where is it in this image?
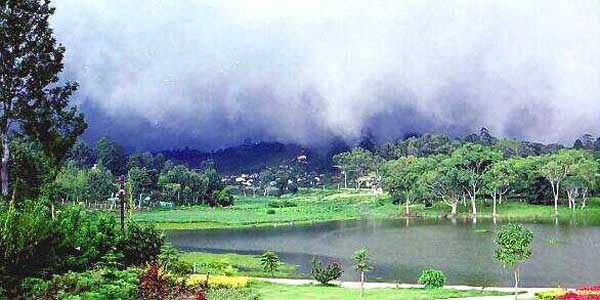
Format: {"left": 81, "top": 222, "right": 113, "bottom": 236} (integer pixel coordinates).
{"left": 159, "top": 129, "right": 594, "bottom": 175}
{"left": 158, "top": 142, "right": 332, "bottom": 174}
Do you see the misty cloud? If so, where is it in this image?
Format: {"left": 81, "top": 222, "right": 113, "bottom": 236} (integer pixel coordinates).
{"left": 50, "top": 0, "right": 600, "bottom": 150}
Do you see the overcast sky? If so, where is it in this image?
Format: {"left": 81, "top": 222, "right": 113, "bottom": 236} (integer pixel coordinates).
{"left": 51, "top": 0, "right": 600, "bottom": 151}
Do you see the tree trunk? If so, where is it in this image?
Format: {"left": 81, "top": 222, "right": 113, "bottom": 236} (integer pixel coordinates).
{"left": 492, "top": 193, "right": 497, "bottom": 217}
{"left": 499, "top": 193, "right": 503, "bottom": 205}
{"left": 553, "top": 184, "right": 559, "bottom": 216}
{"left": 360, "top": 271, "right": 365, "bottom": 298}
{"left": 450, "top": 200, "right": 457, "bottom": 216}
{"left": 470, "top": 194, "right": 477, "bottom": 215}
{"left": 405, "top": 197, "right": 410, "bottom": 215}
{"left": 344, "top": 172, "right": 347, "bottom": 189}
{"left": 513, "top": 267, "right": 520, "bottom": 300}
{"left": 1, "top": 133, "right": 9, "bottom": 197}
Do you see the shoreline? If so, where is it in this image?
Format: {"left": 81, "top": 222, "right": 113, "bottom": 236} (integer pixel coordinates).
{"left": 149, "top": 213, "right": 594, "bottom": 231}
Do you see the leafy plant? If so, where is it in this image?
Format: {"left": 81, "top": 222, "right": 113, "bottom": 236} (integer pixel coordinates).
{"left": 418, "top": 269, "right": 446, "bottom": 289}
{"left": 268, "top": 200, "right": 297, "bottom": 208}
{"left": 117, "top": 221, "right": 164, "bottom": 267}
{"left": 266, "top": 208, "right": 276, "bottom": 214}
{"left": 214, "top": 187, "right": 235, "bottom": 207}
{"left": 259, "top": 251, "right": 281, "bottom": 276}
{"left": 22, "top": 267, "right": 140, "bottom": 300}
{"left": 311, "top": 258, "right": 343, "bottom": 285}
{"left": 0, "top": 200, "right": 59, "bottom": 299}
{"left": 495, "top": 223, "right": 533, "bottom": 299}
{"left": 354, "top": 248, "right": 372, "bottom": 297}
{"left": 158, "top": 243, "right": 193, "bottom": 275}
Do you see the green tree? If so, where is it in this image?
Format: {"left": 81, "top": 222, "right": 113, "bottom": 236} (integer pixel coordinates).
{"left": 420, "top": 155, "right": 462, "bottom": 216}
{"left": 539, "top": 150, "right": 588, "bottom": 215}
{"left": 562, "top": 155, "right": 598, "bottom": 209}
{"left": 484, "top": 158, "right": 519, "bottom": 216}
{"left": 94, "top": 137, "right": 127, "bottom": 176}
{"left": 450, "top": 143, "right": 502, "bottom": 215}
{"left": 126, "top": 167, "right": 152, "bottom": 210}
{"left": 382, "top": 156, "right": 436, "bottom": 215}
{"left": 67, "top": 140, "right": 94, "bottom": 168}
{"left": 354, "top": 248, "right": 372, "bottom": 298}
{"left": 333, "top": 148, "right": 382, "bottom": 190}
{"left": 0, "top": 0, "right": 87, "bottom": 197}
{"left": 86, "top": 164, "right": 115, "bottom": 205}
{"left": 259, "top": 250, "right": 280, "bottom": 277}
{"left": 495, "top": 223, "right": 533, "bottom": 299}
{"left": 259, "top": 168, "right": 275, "bottom": 196}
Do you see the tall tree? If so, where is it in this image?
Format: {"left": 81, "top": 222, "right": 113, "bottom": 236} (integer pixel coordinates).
{"left": 382, "top": 156, "right": 435, "bottom": 215}
{"left": 450, "top": 143, "right": 502, "bottom": 215}
{"left": 0, "top": 0, "right": 86, "bottom": 197}
{"left": 421, "top": 155, "right": 463, "bottom": 216}
{"left": 484, "top": 158, "right": 519, "bottom": 216}
{"left": 94, "top": 137, "right": 127, "bottom": 176}
{"left": 539, "top": 150, "right": 588, "bottom": 215}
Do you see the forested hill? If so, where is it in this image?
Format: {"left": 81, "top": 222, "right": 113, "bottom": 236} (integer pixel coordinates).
{"left": 158, "top": 142, "right": 337, "bottom": 174}
{"left": 157, "top": 128, "right": 597, "bottom": 175}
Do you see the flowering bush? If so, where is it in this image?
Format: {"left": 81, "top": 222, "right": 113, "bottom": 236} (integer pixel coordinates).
{"left": 311, "top": 258, "right": 343, "bottom": 285}
{"left": 537, "top": 285, "right": 600, "bottom": 300}
{"left": 187, "top": 274, "right": 249, "bottom": 289}
{"left": 138, "top": 264, "right": 206, "bottom": 300}
{"left": 536, "top": 289, "right": 568, "bottom": 300}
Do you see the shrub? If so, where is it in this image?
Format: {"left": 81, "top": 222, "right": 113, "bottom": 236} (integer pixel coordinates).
{"left": 22, "top": 267, "right": 140, "bottom": 300}
{"left": 267, "top": 200, "right": 297, "bottom": 208}
{"left": 158, "top": 244, "right": 193, "bottom": 275}
{"left": 188, "top": 274, "right": 249, "bottom": 289}
{"left": 311, "top": 258, "right": 343, "bottom": 285}
{"left": 418, "top": 269, "right": 446, "bottom": 289}
{"left": 54, "top": 205, "right": 120, "bottom": 272}
{"left": 198, "top": 261, "right": 238, "bottom": 276}
{"left": 118, "top": 222, "right": 164, "bottom": 267}
{"left": 0, "top": 200, "right": 59, "bottom": 299}
{"left": 260, "top": 251, "right": 280, "bottom": 276}
{"left": 138, "top": 264, "right": 205, "bottom": 300}
{"left": 546, "top": 285, "right": 600, "bottom": 300}
{"left": 536, "top": 289, "right": 568, "bottom": 300}
{"left": 215, "top": 187, "right": 235, "bottom": 207}
{"left": 266, "top": 209, "right": 276, "bottom": 214}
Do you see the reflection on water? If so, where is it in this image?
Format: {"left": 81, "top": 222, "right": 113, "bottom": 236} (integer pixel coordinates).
{"left": 167, "top": 216, "right": 600, "bottom": 287}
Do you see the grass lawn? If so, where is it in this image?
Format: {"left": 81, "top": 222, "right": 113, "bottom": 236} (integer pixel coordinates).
{"left": 135, "top": 189, "right": 600, "bottom": 230}
{"left": 136, "top": 190, "right": 397, "bottom": 229}
{"left": 181, "top": 251, "right": 299, "bottom": 278}
{"left": 251, "top": 281, "right": 510, "bottom": 300}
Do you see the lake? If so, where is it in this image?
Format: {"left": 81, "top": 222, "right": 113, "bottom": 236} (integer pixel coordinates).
{"left": 167, "top": 217, "right": 600, "bottom": 287}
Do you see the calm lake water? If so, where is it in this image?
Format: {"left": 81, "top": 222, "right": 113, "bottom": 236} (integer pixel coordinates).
{"left": 167, "top": 217, "right": 600, "bottom": 287}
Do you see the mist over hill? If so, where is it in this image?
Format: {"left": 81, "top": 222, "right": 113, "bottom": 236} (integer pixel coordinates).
{"left": 50, "top": 0, "right": 600, "bottom": 151}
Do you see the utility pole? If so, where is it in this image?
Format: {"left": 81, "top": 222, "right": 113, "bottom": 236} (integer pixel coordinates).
{"left": 118, "top": 175, "right": 126, "bottom": 232}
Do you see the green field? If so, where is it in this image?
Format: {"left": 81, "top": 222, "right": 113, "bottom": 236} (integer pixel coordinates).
{"left": 181, "top": 251, "right": 299, "bottom": 278}
{"left": 135, "top": 189, "right": 600, "bottom": 230}
{"left": 251, "top": 282, "right": 509, "bottom": 300}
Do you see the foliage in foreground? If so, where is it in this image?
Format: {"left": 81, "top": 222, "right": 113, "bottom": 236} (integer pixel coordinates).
{"left": 418, "top": 269, "right": 446, "bottom": 289}
{"left": 536, "top": 286, "right": 600, "bottom": 300}
{"left": 311, "top": 258, "right": 343, "bottom": 285}
{"left": 0, "top": 201, "right": 164, "bottom": 299}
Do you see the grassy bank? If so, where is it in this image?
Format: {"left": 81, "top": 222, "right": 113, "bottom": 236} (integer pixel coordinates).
{"left": 135, "top": 189, "right": 600, "bottom": 230}
{"left": 136, "top": 190, "right": 397, "bottom": 230}
{"left": 181, "top": 251, "right": 299, "bottom": 278}
{"left": 251, "top": 281, "right": 509, "bottom": 300}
